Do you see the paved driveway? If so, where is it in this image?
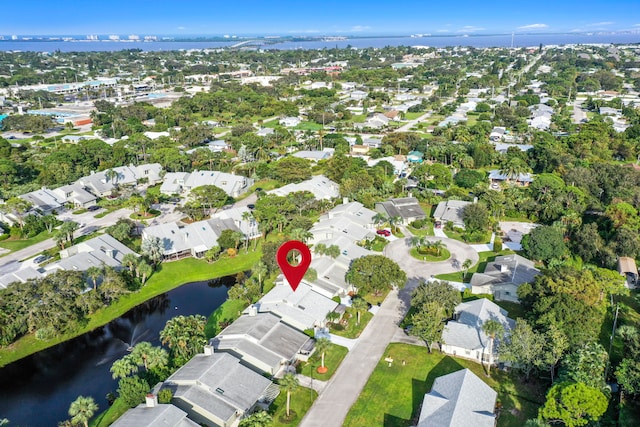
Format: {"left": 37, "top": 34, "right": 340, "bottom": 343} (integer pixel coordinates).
{"left": 383, "top": 236, "right": 479, "bottom": 282}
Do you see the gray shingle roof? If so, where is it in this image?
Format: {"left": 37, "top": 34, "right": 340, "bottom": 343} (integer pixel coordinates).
{"left": 470, "top": 254, "right": 540, "bottom": 287}
{"left": 111, "top": 404, "right": 199, "bottom": 427}
{"left": 418, "top": 368, "right": 496, "bottom": 427}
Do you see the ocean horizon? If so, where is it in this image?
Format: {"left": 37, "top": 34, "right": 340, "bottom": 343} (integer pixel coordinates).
{"left": 1, "top": 33, "right": 639, "bottom": 52}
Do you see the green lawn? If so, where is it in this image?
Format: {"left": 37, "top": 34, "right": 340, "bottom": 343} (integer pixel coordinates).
{"left": 269, "top": 386, "right": 318, "bottom": 427}
{"left": 297, "top": 343, "right": 349, "bottom": 380}
{"left": 344, "top": 343, "right": 545, "bottom": 427}
{"left": 407, "top": 225, "right": 434, "bottom": 237}
{"left": 0, "top": 230, "right": 54, "bottom": 254}
{"left": 205, "top": 298, "right": 249, "bottom": 339}
{"left": 444, "top": 228, "right": 491, "bottom": 244}
{"left": 90, "top": 398, "right": 129, "bottom": 427}
{"left": 435, "top": 250, "right": 514, "bottom": 282}
{"left": 329, "top": 310, "right": 373, "bottom": 339}
{"left": 409, "top": 247, "right": 450, "bottom": 262}
{"left": 294, "top": 122, "right": 324, "bottom": 131}
{"left": 0, "top": 251, "right": 261, "bottom": 367}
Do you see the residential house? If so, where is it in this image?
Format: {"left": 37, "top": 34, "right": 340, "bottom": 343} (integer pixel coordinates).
{"left": 367, "top": 156, "right": 406, "bottom": 176}
{"left": 111, "top": 397, "right": 200, "bottom": 427}
{"left": 349, "top": 90, "right": 368, "bottom": 101}
{"left": 355, "top": 114, "right": 389, "bottom": 130}
{"left": 19, "top": 188, "right": 65, "bottom": 214}
{"left": 143, "top": 131, "right": 171, "bottom": 140}
{"left": 493, "top": 143, "right": 533, "bottom": 154}
{"left": 441, "top": 298, "right": 514, "bottom": 365}
{"left": 256, "top": 128, "right": 275, "bottom": 137}
{"left": 53, "top": 184, "right": 97, "bottom": 208}
{"left": 44, "top": 234, "right": 137, "bottom": 276}
{"left": 160, "top": 172, "right": 190, "bottom": 195}
{"left": 618, "top": 256, "right": 638, "bottom": 288}
{"left": 0, "top": 266, "right": 46, "bottom": 289}
{"left": 210, "top": 312, "right": 313, "bottom": 376}
{"left": 279, "top": 117, "right": 301, "bottom": 127}
{"left": 267, "top": 175, "right": 340, "bottom": 200}
{"left": 470, "top": 254, "right": 540, "bottom": 302}
{"left": 417, "top": 368, "right": 497, "bottom": 427}
{"left": 362, "top": 137, "right": 382, "bottom": 148}
{"left": 251, "top": 280, "right": 339, "bottom": 330}
{"left": 163, "top": 349, "right": 276, "bottom": 427}
{"left": 350, "top": 144, "right": 370, "bottom": 155}
{"left": 183, "top": 171, "right": 254, "bottom": 198}
{"left": 375, "top": 197, "right": 426, "bottom": 225}
{"left": 433, "top": 200, "right": 472, "bottom": 229}
{"left": 489, "top": 127, "right": 506, "bottom": 142}
{"left": 488, "top": 170, "right": 533, "bottom": 188}
{"left": 61, "top": 135, "right": 87, "bottom": 144}
{"left": 132, "top": 163, "right": 163, "bottom": 184}
{"left": 292, "top": 149, "right": 334, "bottom": 162}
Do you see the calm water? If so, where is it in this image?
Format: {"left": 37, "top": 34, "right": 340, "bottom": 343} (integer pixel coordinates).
{"left": 0, "top": 34, "right": 639, "bottom": 52}
{"left": 0, "top": 276, "right": 235, "bottom": 427}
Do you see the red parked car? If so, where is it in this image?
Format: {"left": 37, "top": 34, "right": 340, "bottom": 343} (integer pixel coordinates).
{"left": 376, "top": 229, "right": 391, "bottom": 237}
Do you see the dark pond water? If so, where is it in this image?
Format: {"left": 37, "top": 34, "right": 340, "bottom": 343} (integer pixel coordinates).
{"left": 0, "top": 275, "right": 236, "bottom": 427}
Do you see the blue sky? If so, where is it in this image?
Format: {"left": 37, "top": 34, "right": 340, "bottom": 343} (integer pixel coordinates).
{"left": 3, "top": 0, "right": 640, "bottom": 36}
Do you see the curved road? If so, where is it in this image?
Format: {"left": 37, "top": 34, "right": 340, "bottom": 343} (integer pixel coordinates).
{"left": 299, "top": 236, "right": 479, "bottom": 427}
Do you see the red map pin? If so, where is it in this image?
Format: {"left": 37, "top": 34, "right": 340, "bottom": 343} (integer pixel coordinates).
{"left": 277, "top": 240, "right": 312, "bottom": 292}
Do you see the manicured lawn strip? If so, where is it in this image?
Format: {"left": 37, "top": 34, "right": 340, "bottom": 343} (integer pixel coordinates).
{"left": 205, "top": 298, "right": 249, "bottom": 339}
{"left": 0, "top": 251, "right": 260, "bottom": 367}
{"left": 297, "top": 343, "right": 348, "bottom": 380}
{"left": 409, "top": 247, "right": 450, "bottom": 262}
{"left": 407, "top": 225, "right": 433, "bottom": 236}
{"left": 344, "top": 343, "right": 545, "bottom": 427}
{"left": 0, "top": 230, "right": 53, "bottom": 254}
{"left": 269, "top": 386, "right": 318, "bottom": 427}
{"left": 444, "top": 228, "right": 491, "bottom": 244}
{"left": 330, "top": 310, "right": 374, "bottom": 339}
{"left": 90, "top": 398, "right": 129, "bottom": 427}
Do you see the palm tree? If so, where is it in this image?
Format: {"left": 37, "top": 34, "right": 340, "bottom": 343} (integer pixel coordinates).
{"left": 431, "top": 240, "right": 446, "bottom": 256}
{"left": 280, "top": 373, "right": 299, "bottom": 418}
{"left": 137, "top": 260, "right": 153, "bottom": 285}
{"left": 68, "top": 395, "right": 98, "bottom": 427}
{"left": 461, "top": 258, "right": 473, "bottom": 281}
{"left": 326, "top": 310, "right": 340, "bottom": 325}
{"left": 482, "top": 319, "right": 505, "bottom": 377}
{"left": 499, "top": 157, "right": 530, "bottom": 185}
{"left": 313, "top": 243, "right": 327, "bottom": 256}
{"left": 110, "top": 355, "right": 138, "bottom": 379}
{"left": 85, "top": 266, "right": 102, "bottom": 290}
{"left": 290, "top": 228, "right": 312, "bottom": 243}
{"left": 410, "top": 236, "right": 423, "bottom": 250}
{"left": 122, "top": 253, "right": 138, "bottom": 273}
{"left": 372, "top": 212, "right": 388, "bottom": 230}
{"left": 314, "top": 337, "right": 331, "bottom": 372}
{"left": 252, "top": 261, "right": 268, "bottom": 292}
{"left": 351, "top": 297, "right": 369, "bottom": 325}
{"left": 131, "top": 342, "right": 168, "bottom": 371}
{"left": 325, "top": 244, "right": 341, "bottom": 259}
{"left": 105, "top": 168, "right": 118, "bottom": 184}
{"left": 388, "top": 215, "right": 403, "bottom": 232}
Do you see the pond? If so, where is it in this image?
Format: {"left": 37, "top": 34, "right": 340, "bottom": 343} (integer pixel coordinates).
{"left": 0, "top": 276, "right": 236, "bottom": 427}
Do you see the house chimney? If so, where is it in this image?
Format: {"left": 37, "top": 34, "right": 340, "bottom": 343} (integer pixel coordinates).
{"left": 499, "top": 263, "right": 509, "bottom": 273}
{"left": 343, "top": 197, "right": 349, "bottom": 204}
{"left": 248, "top": 304, "right": 258, "bottom": 316}
{"left": 145, "top": 394, "right": 158, "bottom": 408}
{"left": 203, "top": 345, "right": 214, "bottom": 356}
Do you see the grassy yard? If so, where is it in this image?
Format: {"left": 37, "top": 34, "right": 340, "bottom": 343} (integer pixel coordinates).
{"left": 294, "top": 121, "right": 324, "bottom": 131}
{"left": 329, "top": 310, "right": 374, "bottom": 339}
{"left": 269, "top": 386, "right": 318, "bottom": 427}
{"left": 90, "top": 398, "right": 129, "bottom": 427}
{"left": 409, "top": 247, "right": 450, "bottom": 262}
{"left": 407, "top": 225, "right": 434, "bottom": 237}
{"left": 444, "top": 228, "right": 491, "bottom": 244}
{"left": 344, "top": 343, "right": 545, "bottom": 427}
{"left": 205, "top": 298, "right": 249, "bottom": 339}
{"left": 297, "top": 343, "right": 349, "bottom": 380}
{"left": 0, "top": 230, "right": 54, "bottom": 254}
{"left": 0, "top": 251, "right": 261, "bottom": 367}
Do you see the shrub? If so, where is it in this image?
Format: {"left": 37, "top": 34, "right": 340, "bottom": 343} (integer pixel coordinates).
{"left": 158, "top": 388, "right": 173, "bottom": 404}
{"left": 494, "top": 238, "right": 503, "bottom": 252}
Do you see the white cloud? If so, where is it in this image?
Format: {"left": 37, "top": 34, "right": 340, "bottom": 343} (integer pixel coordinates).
{"left": 586, "top": 21, "right": 614, "bottom": 27}
{"left": 287, "top": 29, "right": 321, "bottom": 34}
{"left": 436, "top": 29, "right": 451, "bottom": 33}
{"left": 177, "top": 26, "right": 187, "bottom": 30}
{"left": 518, "top": 23, "right": 548, "bottom": 30}
{"left": 634, "top": 23, "right": 640, "bottom": 27}
{"left": 456, "top": 26, "right": 485, "bottom": 33}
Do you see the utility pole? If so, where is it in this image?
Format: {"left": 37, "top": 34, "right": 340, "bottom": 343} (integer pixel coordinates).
{"left": 606, "top": 303, "right": 620, "bottom": 379}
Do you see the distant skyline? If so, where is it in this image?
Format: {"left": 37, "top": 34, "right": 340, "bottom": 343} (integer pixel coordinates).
{"left": 3, "top": 0, "right": 640, "bottom": 36}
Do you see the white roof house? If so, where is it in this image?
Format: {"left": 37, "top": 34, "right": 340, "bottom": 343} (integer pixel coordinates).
{"left": 111, "top": 401, "right": 199, "bottom": 427}
{"left": 418, "top": 369, "right": 497, "bottom": 427}
{"left": 267, "top": 175, "right": 340, "bottom": 200}
{"left": 433, "top": 200, "right": 472, "bottom": 229}
{"left": 184, "top": 171, "right": 254, "bottom": 198}
{"left": 44, "top": 234, "right": 137, "bottom": 275}
{"left": 163, "top": 350, "right": 275, "bottom": 427}
{"left": 210, "top": 312, "right": 313, "bottom": 376}
{"left": 160, "top": 172, "right": 190, "bottom": 195}
{"left": 251, "top": 280, "right": 339, "bottom": 330}
{"left": 19, "top": 188, "right": 65, "bottom": 214}
{"left": 441, "top": 298, "right": 514, "bottom": 366}
{"left": 279, "top": 117, "right": 301, "bottom": 127}
{"left": 292, "top": 149, "right": 334, "bottom": 162}
{"left": 53, "top": 183, "right": 97, "bottom": 208}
